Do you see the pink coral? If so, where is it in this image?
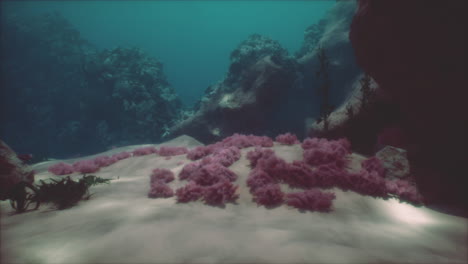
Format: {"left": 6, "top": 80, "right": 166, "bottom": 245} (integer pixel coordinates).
{"left": 280, "top": 161, "right": 317, "bottom": 189}
{"left": 175, "top": 182, "right": 205, "bottom": 203}
{"left": 275, "top": 133, "right": 300, "bottom": 145}
{"left": 386, "top": 179, "right": 424, "bottom": 205}
{"left": 343, "top": 170, "right": 387, "bottom": 197}
{"left": 252, "top": 184, "right": 284, "bottom": 207}
{"left": 246, "top": 147, "right": 275, "bottom": 168}
{"left": 111, "top": 151, "right": 131, "bottom": 160}
{"left": 148, "top": 183, "right": 174, "bottom": 198}
{"left": 286, "top": 189, "right": 336, "bottom": 212}
{"left": 72, "top": 159, "right": 100, "bottom": 174}
{"left": 132, "top": 146, "right": 157, "bottom": 156}
{"left": 302, "top": 137, "right": 351, "bottom": 168}
{"left": 48, "top": 162, "right": 74, "bottom": 175}
{"left": 158, "top": 146, "right": 188, "bottom": 157}
{"left": 220, "top": 133, "right": 273, "bottom": 148}
{"left": 247, "top": 169, "right": 277, "bottom": 192}
{"left": 93, "top": 155, "right": 118, "bottom": 167}
{"left": 209, "top": 146, "right": 241, "bottom": 167}
{"left": 191, "top": 163, "right": 237, "bottom": 186}
{"left": 150, "top": 168, "right": 175, "bottom": 184}
{"left": 361, "top": 156, "right": 386, "bottom": 177}
{"left": 186, "top": 146, "right": 214, "bottom": 160}
{"left": 203, "top": 180, "right": 239, "bottom": 206}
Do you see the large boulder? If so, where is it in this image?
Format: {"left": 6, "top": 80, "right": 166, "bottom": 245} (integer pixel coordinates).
{"left": 168, "top": 35, "right": 297, "bottom": 143}
{"left": 349, "top": 0, "right": 468, "bottom": 208}
{"left": 0, "top": 140, "right": 35, "bottom": 200}
{"left": 169, "top": 53, "right": 297, "bottom": 143}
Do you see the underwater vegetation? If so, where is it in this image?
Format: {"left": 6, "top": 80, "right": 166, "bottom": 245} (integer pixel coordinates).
{"left": 130, "top": 133, "right": 422, "bottom": 211}
{"left": 36, "top": 174, "right": 111, "bottom": 210}
{"left": 1, "top": 0, "right": 466, "bottom": 214}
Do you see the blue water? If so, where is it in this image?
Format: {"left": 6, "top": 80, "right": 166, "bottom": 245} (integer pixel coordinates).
{"left": 4, "top": 1, "right": 334, "bottom": 107}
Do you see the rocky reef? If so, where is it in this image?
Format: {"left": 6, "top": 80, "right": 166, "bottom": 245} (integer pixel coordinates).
{"left": 1, "top": 12, "right": 182, "bottom": 160}
{"left": 169, "top": 1, "right": 363, "bottom": 143}
{"left": 349, "top": 0, "right": 467, "bottom": 209}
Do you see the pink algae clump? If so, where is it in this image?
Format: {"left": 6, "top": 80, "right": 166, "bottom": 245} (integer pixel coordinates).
{"left": 111, "top": 151, "right": 131, "bottom": 160}
{"left": 158, "top": 146, "right": 188, "bottom": 157}
{"left": 286, "top": 189, "right": 336, "bottom": 212}
{"left": 150, "top": 168, "right": 175, "bottom": 184}
{"left": 386, "top": 179, "right": 424, "bottom": 205}
{"left": 203, "top": 181, "right": 239, "bottom": 206}
{"left": 93, "top": 155, "right": 118, "bottom": 167}
{"left": 209, "top": 146, "right": 241, "bottom": 167}
{"left": 220, "top": 133, "right": 273, "bottom": 148}
{"left": 72, "top": 159, "right": 100, "bottom": 174}
{"left": 175, "top": 182, "right": 205, "bottom": 203}
{"left": 302, "top": 137, "right": 351, "bottom": 168}
{"left": 361, "top": 156, "right": 386, "bottom": 177}
{"left": 132, "top": 146, "right": 157, "bottom": 156}
{"left": 186, "top": 146, "right": 214, "bottom": 161}
{"left": 48, "top": 162, "right": 74, "bottom": 175}
{"left": 148, "top": 183, "right": 174, "bottom": 198}
{"left": 148, "top": 169, "right": 175, "bottom": 198}
{"left": 252, "top": 184, "right": 284, "bottom": 207}
{"left": 275, "top": 133, "right": 300, "bottom": 145}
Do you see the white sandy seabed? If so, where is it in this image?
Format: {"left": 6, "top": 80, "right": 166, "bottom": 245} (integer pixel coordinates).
{"left": 1, "top": 135, "right": 467, "bottom": 264}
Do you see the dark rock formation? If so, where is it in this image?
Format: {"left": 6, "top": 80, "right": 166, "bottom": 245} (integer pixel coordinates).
{"left": 82, "top": 47, "right": 182, "bottom": 146}
{"left": 1, "top": 12, "right": 182, "bottom": 159}
{"left": 170, "top": 2, "right": 363, "bottom": 143}
{"left": 169, "top": 47, "right": 297, "bottom": 143}
{"left": 0, "top": 140, "right": 35, "bottom": 200}
{"left": 297, "top": 0, "right": 361, "bottom": 119}
{"left": 349, "top": 0, "right": 468, "bottom": 209}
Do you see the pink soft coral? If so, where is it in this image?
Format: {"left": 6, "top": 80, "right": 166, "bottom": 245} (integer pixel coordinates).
{"left": 203, "top": 180, "right": 239, "bottom": 206}
{"left": 191, "top": 163, "right": 237, "bottom": 186}
{"left": 157, "top": 146, "right": 188, "bottom": 157}
{"left": 361, "top": 156, "right": 386, "bottom": 177}
{"left": 93, "top": 155, "right": 118, "bottom": 167}
{"left": 252, "top": 184, "right": 284, "bottom": 207}
{"left": 132, "top": 146, "right": 157, "bottom": 156}
{"left": 148, "top": 183, "right": 174, "bottom": 198}
{"left": 220, "top": 133, "right": 273, "bottom": 148}
{"left": 150, "top": 168, "right": 175, "bottom": 184}
{"left": 246, "top": 147, "right": 275, "bottom": 168}
{"left": 275, "top": 133, "right": 300, "bottom": 145}
{"left": 175, "top": 182, "right": 205, "bottom": 203}
{"left": 247, "top": 169, "right": 277, "bottom": 192}
{"left": 48, "top": 162, "right": 74, "bottom": 175}
{"left": 209, "top": 146, "right": 241, "bottom": 167}
{"left": 186, "top": 146, "right": 214, "bottom": 160}
{"left": 72, "top": 159, "right": 100, "bottom": 174}
{"left": 386, "top": 179, "right": 424, "bottom": 205}
{"left": 111, "top": 151, "right": 131, "bottom": 160}
{"left": 286, "top": 189, "right": 336, "bottom": 212}
{"left": 302, "top": 137, "right": 351, "bottom": 168}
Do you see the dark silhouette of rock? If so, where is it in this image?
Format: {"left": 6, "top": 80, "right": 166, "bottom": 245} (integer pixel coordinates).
{"left": 0, "top": 140, "right": 35, "bottom": 200}
{"left": 169, "top": 52, "right": 297, "bottom": 143}
{"left": 349, "top": 0, "right": 468, "bottom": 209}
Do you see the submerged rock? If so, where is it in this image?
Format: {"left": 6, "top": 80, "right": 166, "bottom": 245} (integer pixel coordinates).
{"left": 0, "top": 140, "right": 35, "bottom": 200}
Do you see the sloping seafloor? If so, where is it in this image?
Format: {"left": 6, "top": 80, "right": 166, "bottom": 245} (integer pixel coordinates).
{"left": 1, "top": 135, "right": 466, "bottom": 264}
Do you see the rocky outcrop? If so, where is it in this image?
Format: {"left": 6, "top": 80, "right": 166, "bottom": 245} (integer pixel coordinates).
{"left": 169, "top": 47, "right": 297, "bottom": 143}
{"left": 349, "top": 0, "right": 468, "bottom": 208}
{"left": 0, "top": 141, "right": 35, "bottom": 200}
{"left": 82, "top": 47, "right": 182, "bottom": 147}
{"left": 170, "top": 2, "right": 363, "bottom": 143}
{"left": 297, "top": 0, "right": 361, "bottom": 117}
{"left": 1, "top": 12, "right": 182, "bottom": 159}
